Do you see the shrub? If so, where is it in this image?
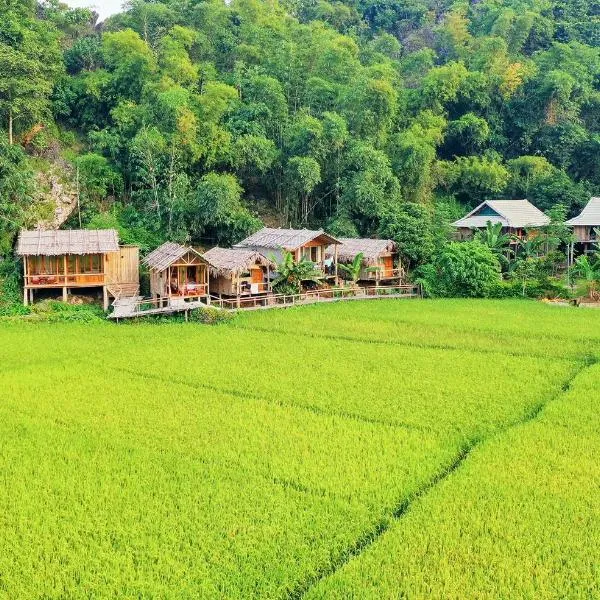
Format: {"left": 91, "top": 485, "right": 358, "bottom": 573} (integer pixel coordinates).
{"left": 0, "top": 259, "right": 29, "bottom": 317}
{"left": 417, "top": 241, "right": 502, "bottom": 298}
{"left": 189, "top": 306, "right": 236, "bottom": 324}
{"left": 489, "top": 280, "right": 571, "bottom": 300}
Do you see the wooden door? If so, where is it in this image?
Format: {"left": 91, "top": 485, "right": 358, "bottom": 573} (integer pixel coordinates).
{"left": 252, "top": 268, "right": 263, "bottom": 283}
{"left": 383, "top": 255, "right": 393, "bottom": 276}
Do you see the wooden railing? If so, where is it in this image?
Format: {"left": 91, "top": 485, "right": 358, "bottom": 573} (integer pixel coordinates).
{"left": 25, "top": 272, "right": 105, "bottom": 287}
{"left": 363, "top": 268, "right": 403, "bottom": 281}
{"left": 237, "top": 281, "right": 270, "bottom": 295}
{"left": 210, "top": 285, "right": 420, "bottom": 311}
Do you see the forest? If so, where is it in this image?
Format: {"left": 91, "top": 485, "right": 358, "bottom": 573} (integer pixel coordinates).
{"left": 1, "top": 0, "right": 600, "bottom": 268}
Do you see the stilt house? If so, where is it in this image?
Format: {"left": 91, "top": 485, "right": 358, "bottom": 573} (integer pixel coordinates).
{"left": 143, "top": 242, "right": 209, "bottom": 301}
{"left": 566, "top": 198, "right": 600, "bottom": 254}
{"left": 453, "top": 199, "right": 550, "bottom": 242}
{"left": 203, "top": 247, "right": 275, "bottom": 297}
{"left": 235, "top": 228, "right": 340, "bottom": 280}
{"left": 16, "top": 229, "right": 139, "bottom": 309}
{"left": 326, "top": 238, "right": 403, "bottom": 283}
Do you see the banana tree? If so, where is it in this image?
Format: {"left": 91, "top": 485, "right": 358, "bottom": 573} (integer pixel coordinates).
{"left": 474, "top": 222, "right": 512, "bottom": 268}
{"left": 573, "top": 255, "right": 600, "bottom": 300}
{"left": 338, "top": 252, "right": 364, "bottom": 285}
{"left": 271, "top": 251, "right": 324, "bottom": 295}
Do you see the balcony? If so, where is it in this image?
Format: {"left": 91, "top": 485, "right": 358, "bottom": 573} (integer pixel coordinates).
{"left": 25, "top": 273, "right": 105, "bottom": 287}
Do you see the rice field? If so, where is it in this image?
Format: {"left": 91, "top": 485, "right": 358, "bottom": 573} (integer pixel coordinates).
{"left": 0, "top": 299, "right": 599, "bottom": 598}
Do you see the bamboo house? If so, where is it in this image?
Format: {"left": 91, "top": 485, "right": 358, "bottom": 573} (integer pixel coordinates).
{"left": 566, "top": 197, "right": 600, "bottom": 255}
{"left": 203, "top": 247, "right": 275, "bottom": 297}
{"left": 453, "top": 199, "right": 550, "bottom": 242}
{"left": 327, "top": 238, "right": 403, "bottom": 283}
{"left": 143, "top": 242, "right": 209, "bottom": 302}
{"left": 235, "top": 228, "right": 340, "bottom": 280}
{"left": 16, "top": 229, "right": 139, "bottom": 309}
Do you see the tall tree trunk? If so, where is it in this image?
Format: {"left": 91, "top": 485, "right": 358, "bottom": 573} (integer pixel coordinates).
{"left": 8, "top": 108, "right": 13, "bottom": 145}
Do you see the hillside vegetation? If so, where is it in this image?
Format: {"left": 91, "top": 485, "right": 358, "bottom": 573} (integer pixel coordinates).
{"left": 0, "top": 299, "right": 599, "bottom": 597}
{"left": 1, "top": 0, "right": 600, "bottom": 261}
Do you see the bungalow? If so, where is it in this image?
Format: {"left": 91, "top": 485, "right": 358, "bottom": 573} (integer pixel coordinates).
{"left": 453, "top": 199, "right": 550, "bottom": 242}
{"left": 235, "top": 228, "right": 340, "bottom": 280}
{"left": 16, "top": 229, "right": 139, "bottom": 309}
{"left": 203, "top": 247, "right": 275, "bottom": 297}
{"left": 566, "top": 197, "right": 600, "bottom": 255}
{"left": 143, "top": 242, "right": 209, "bottom": 303}
{"left": 326, "top": 238, "right": 403, "bottom": 284}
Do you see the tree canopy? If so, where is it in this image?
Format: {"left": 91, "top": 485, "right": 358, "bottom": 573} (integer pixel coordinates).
{"left": 1, "top": 0, "right": 599, "bottom": 255}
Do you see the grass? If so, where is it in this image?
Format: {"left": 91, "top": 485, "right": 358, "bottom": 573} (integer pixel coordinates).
{"left": 0, "top": 299, "right": 599, "bottom": 598}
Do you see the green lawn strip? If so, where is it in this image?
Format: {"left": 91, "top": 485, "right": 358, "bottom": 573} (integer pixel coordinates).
{"left": 305, "top": 361, "right": 600, "bottom": 600}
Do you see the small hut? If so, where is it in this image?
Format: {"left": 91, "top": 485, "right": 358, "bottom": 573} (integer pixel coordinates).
{"left": 203, "top": 247, "right": 275, "bottom": 297}
{"left": 16, "top": 229, "right": 139, "bottom": 309}
{"left": 143, "top": 242, "right": 209, "bottom": 302}
{"left": 453, "top": 199, "right": 550, "bottom": 242}
{"left": 326, "top": 238, "right": 403, "bottom": 283}
{"left": 566, "top": 197, "right": 600, "bottom": 257}
{"left": 235, "top": 228, "right": 340, "bottom": 280}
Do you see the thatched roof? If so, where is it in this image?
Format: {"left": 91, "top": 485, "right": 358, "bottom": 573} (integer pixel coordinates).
{"left": 143, "top": 242, "right": 204, "bottom": 272}
{"left": 236, "top": 228, "right": 340, "bottom": 251}
{"left": 326, "top": 238, "right": 397, "bottom": 265}
{"left": 16, "top": 229, "right": 119, "bottom": 256}
{"left": 203, "top": 247, "right": 275, "bottom": 277}
{"left": 453, "top": 200, "right": 550, "bottom": 229}
{"left": 566, "top": 198, "right": 600, "bottom": 226}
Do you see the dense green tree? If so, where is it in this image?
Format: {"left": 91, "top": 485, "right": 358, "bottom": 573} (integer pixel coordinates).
{"left": 2, "top": 0, "right": 600, "bottom": 257}
{"left": 0, "top": 0, "right": 63, "bottom": 143}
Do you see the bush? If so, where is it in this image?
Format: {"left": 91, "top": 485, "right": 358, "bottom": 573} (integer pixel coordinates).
{"left": 489, "top": 280, "right": 572, "bottom": 300}
{"left": 417, "top": 241, "right": 502, "bottom": 298}
{"left": 189, "top": 306, "right": 236, "bottom": 325}
{"left": 0, "top": 259, "right": 29, "bottom": 317}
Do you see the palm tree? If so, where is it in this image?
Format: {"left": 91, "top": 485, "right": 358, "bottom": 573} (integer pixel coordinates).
{"left": 271, "top": 251, "right": 324, "bottom": 295}
{"left": 474, "top": 222, "right": 511, "bottom": 268}
{"left": 338, "top": 252, "right": 364, "bottom": 285}
{"left": 573, "top": 255, "right": 600, "bottom": 300}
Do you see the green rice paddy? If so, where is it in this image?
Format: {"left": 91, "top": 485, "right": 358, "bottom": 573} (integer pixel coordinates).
{"left": 0, "top": 299, "right": 599, "bottom": 598}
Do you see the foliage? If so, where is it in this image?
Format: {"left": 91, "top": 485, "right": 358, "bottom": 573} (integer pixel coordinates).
{"left": 573, "top": 254, "right": 600, "bottom": 299}
{"left": 474, "top": 221, "right": 512, "bottom": 269}
{"left": 2, "top": 0, "right": 599, "bottom": 252}
{"left": 418, "top": 241, "right": 502, "bottom": 298}
{"left": 272, "top": 251, "right": 324, "bottom": 294}
{"left": 338, "top": 252, "right": 364, "bottom": 284}
{"left": 189, "top": 306, "right": 236, "bottom": 325}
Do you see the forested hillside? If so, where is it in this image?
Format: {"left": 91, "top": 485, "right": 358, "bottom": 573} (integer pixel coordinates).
{"left": 1, "top": 0, "right": 600, "bottom": 263}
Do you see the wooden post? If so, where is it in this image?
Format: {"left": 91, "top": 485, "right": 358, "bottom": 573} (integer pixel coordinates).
{"left": 103, "top": 286, "right": 109, "bottom": 311}
{"left": 23, "top": 257, "right": 28, "bottom": 306}
{"left": 63, "top": 287, "right": 68, "bottom": 302}
{"left": 334, "top": 244, "right": 339, "bottom": 286}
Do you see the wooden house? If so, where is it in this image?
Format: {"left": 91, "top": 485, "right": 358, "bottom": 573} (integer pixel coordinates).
{"left": 16, "top": 229, "right": 139, "bottom": 309}
{"left": 566, "top": 197, "right": 600, "bottom": 255}
{"left": 326, "top": 238, "right": 403, "bottom": 284}
{"left": 453, "top": 199, "right": 550, "bottom": 242}
{"left": 235, "top": 228, "right": 340, "bottom": 281}
{"left": 203, "top": 247, "right": 275, "bottom": 297}
{"left": 143, "top": 242, "right": 209, "bottom": 302}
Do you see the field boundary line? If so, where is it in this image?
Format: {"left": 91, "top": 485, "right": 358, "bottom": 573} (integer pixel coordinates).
{"left": 232, "top": 324, "right": 582, "bottom": 363}
{"left": 113, "top": 367, "right": 431, "bottom": 433}
{"left": 285, "top": 357, "right": 596, "bottom": 600}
